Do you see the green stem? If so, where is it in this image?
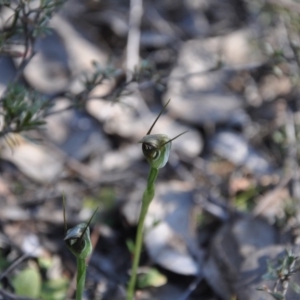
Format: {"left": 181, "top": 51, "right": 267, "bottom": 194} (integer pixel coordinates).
{"left": 76, "top": 258, "right": 87, "bottom": 300}
{"left": 126, "top": 167, "right": 159, "bottom": 300}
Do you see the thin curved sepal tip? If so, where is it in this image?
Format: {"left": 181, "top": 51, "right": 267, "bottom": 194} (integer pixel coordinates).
{"left": 161, "top": 130, "right": 188, "bottom": 147}
{"left": 146, "top": 99, "right": 171, "bottom": 135}
{"left": 62, "top": 193, "right": 67, "bottom": 234}
{"left": 77, "top": 206, "right": 99, "bottom": 245}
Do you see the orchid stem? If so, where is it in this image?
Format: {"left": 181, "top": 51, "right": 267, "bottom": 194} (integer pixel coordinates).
{"left": 126, "top": 167, "right": 159, "bottom": 300}
{"left": 76, "top": 258, "right": 87, "bottom": 300}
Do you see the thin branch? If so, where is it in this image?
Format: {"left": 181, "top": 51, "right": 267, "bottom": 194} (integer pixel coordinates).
{"left": 126, "top": 0, "right": 143, "bottom": 82}
{"left": 0, "top": 253, "right": 30, "bottom": 281}
{"left": 285, "top": 109, "right": 300, "bottom": 217}
{"left": 266, "top": 0, "right": 300, "bottom": 14}
{"left": 177, "top": 275, "right": 203, "bottom": 300}
{"left": 0, "top": 289, "right": 36, "bottom": 300}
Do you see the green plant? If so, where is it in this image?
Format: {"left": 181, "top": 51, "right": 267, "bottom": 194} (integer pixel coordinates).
{"left": 126, "top": 100, "right": 186, "bottom": 300}
{"left": 0, "top": 0, "right": 64, "bottom": 139}
{"left": 1, "top": 84, "right": 51, "bottom": 137}
{"left": 258, "top": 249, "right": 300, "bottom": 300}
{"left": 9, "top": 256, "right": 68, "bottom": 299}
{"left": 0, "top": 0, "right": 171, "bottom": 141}
{"left": 136, "top": 267, "right": 167, "bottom": 289}
{"left": 12, "top": 264, "right": 41, "bottom": 298}
{"left": 0, "top": 0, "right": 64, "bottom": 82}
{"left": 63, "top": 199, "right": 98, "bottom": 300}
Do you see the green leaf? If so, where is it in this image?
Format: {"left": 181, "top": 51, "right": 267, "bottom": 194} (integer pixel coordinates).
{"left": 137, "top": 268, "right": 167, "bottom": 289}
{"left": 262, "top": 272, "right": 278, "bottom": 280}
{"left": 21, "top": 111, "right": 32, "bottom": 126}
{"left": 13, "top": 266, "right": 41, "bottom": 297}
{"left": 286, "top": 254, "right": 296, "bottom": 268}
{"left": 291, "top": 281, "right": 300, "bottom": 294}
{"left": 28, "top": 120, "right": 46, "bottom": 126}
{"left": 269, "top": 292, "right": 284, "bottom": 300}
{"left": 0, "top": 251, "right": 10, "bottom": 271}
{"left": 40, "top": 278, "right": 69, "bottom": 300}
{"left": 234, "top": 186, "right": 258, "bottom": 211}
{"left": 126, "top": 239, "right": 135, "bottom": 254}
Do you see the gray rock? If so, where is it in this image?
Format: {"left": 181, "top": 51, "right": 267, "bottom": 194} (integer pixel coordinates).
{"left": 87, "top": 94, "right": 203, "bottom": 158}
{"left": 210, "top": 131, "right": 274, "bottom": 176}
{"left": 20, "top": 29, "right": 71, "bottom": 93}
{"left": 164, "top": 32, "right": 263, "bottom": 126}
{"left": 0, "top": 135, "right": 65, "bottom": 184}
{"left": 203, "top": 216, "right": 278, "bottom": 300}
{"left": 144, "top": 181, "right": 202, "bottom": 275}
{"left": 122, "top": 181, "right": 202, "bottom": 276}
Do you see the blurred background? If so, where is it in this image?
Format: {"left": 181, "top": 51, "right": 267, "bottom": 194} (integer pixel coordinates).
{"left": 1, "top": 0, "right": 300, "bottom": 299}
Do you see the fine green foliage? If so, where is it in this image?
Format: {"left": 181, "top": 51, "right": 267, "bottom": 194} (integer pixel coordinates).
{"left": 0, "top": 0, "right": 64, "bottom": 138}
{"left": 126, "top": 100, "right": 186, "bottom": 300}
{"left": 258, "top": 249, "right": 300, "bottom": 299}
{"left": 0, "top": 0, "right": 64, "bottom": 53}
{"left": 0, "top": 0, "right": 167, "bottom": 139}
{"left": 2, "top": 85, "right": 51, "bottom": 136}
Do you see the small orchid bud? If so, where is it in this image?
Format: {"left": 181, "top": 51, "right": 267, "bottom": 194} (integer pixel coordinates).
{"left": 139, "top": 134, "right": 171, "bottom": 169}
{"left": 63, "top": 200, "right": 98, "bottom": 300}
{"left": 139, "top": 100, "right": 187, "bottom": 170}
{"left": 64, "top": 223, "right": 92, "bottom": 259}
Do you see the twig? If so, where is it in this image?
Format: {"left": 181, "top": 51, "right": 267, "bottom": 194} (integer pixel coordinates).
{"left": 177, "top": 275, "right": 203, "bottom": 300}
{"left": 0, "top": 288, "right": 36, "bottom": 300}
{"left": 40, "top": 138, "right": 101, "bottom": 182}
{"left": 280, "top": 15, "right": 300, "bottom": 74}
{"left": 0, "top": 1, "right": 36, "bottom": 103}
{"left": 126, "top": 0, "right": 143, "bottom": 82}
{"left": 265, "top": 0, "right": 300, "bottom": 13}
{"left": 145, "top": 4, "right": 183, "bottom": 41}
{"left": 0, "top": 253, "right": 30, "bottom": 281}
{"left": 285, "top": 109, "right": 300, "bottom": 209}
{"left": 13, "top": 1, "right": 35, "bottom": 75}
